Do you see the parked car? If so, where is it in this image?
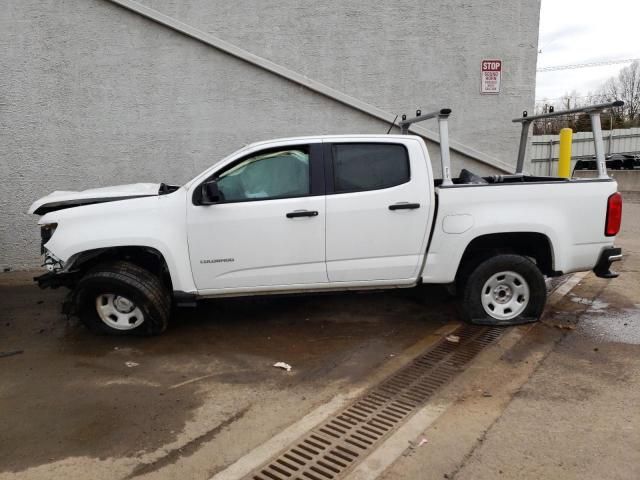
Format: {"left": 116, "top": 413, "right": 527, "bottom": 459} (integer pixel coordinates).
{"left": 29, "top": 111, "right": 623, "bottom": 335}
{"left": 574, "top": 153, "right": 640, "bottom": 172}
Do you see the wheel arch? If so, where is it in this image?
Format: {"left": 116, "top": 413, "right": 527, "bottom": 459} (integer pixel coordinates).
{"left": 68, "top": 246, "right": 173, "bottom": 290}
{"left": 456, "top": 232, "right": 557, "bottom": 284}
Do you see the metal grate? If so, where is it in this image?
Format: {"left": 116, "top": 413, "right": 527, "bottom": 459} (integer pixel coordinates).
{"left": 247, "top": 325, "right": 503, "bottom": 480}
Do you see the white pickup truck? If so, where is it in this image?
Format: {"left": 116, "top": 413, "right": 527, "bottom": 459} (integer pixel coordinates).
{"left": 29, "top": 105, "right": 623, "bottom": 335}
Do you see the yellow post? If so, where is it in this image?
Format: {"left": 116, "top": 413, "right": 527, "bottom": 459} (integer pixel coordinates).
{"left": 557, "top": 128, "right": 573, "bottom": 178}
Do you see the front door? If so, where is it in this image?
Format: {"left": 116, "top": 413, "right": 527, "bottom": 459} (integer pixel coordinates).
{"left": 187, "top": 144, "right": 327, "bottom": 291}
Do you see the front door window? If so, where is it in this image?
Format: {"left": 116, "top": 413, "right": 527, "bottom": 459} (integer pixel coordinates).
{"left": 216, "top": 149, "right": 310, "bottom": 202}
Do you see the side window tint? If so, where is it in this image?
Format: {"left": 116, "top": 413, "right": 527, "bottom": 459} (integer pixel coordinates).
{"left": 333, "top": 144, "right": 409, "bottom": 193}
{"left": 216, "top": 148, "right": 310, "bottom": 202}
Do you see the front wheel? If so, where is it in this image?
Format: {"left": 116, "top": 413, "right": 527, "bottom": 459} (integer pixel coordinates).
{"left": 460, "top": 254, "right": 546, "bottom": 326}
{"left": 74, "top": 261, "right": 171, "bottom": 336}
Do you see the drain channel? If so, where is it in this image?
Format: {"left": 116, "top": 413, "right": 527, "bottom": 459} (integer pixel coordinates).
{"left": 246, "top": 325, "right": 503, "bottom": 480}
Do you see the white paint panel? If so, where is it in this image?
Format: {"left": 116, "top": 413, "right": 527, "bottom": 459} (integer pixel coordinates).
{"left": 187, "top": 196, "right": 326, "bottom": 290}
{"left": 423, "top": 179, "right": 619, "bottom": 283}
{"left": 39, "top": 191, "right": 197, "bottom": 293}
{"left": 442, "top": 214, "right": 474, "bottom": 234}
{"left": 325, "top": 138, "right": 432, "bottom": 282}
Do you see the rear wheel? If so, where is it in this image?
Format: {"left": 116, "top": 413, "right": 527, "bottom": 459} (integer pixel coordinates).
{"left": 74, "top": 261, "right": 170, "bottom": 335}
{"left": 460, "top": 254, "right": 546, "bottom": 325}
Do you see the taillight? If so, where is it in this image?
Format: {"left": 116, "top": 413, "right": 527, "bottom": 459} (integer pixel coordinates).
{"left": 605, "top": 192, "right": 622, "bottom": 236}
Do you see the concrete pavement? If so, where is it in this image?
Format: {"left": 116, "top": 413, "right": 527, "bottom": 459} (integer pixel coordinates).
{"left": 381, "top": 194, "right": 640, "bottom": 480}
{"left": 0, "top": 278, "right": 453, "bottom": 479}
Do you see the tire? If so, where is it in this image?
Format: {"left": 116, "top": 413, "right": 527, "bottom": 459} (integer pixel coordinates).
{"left": 460, "top": 254, "right": 546, "bottom": 326}
{"left": 74, "top": 261, "right": 170, "bottom": 336}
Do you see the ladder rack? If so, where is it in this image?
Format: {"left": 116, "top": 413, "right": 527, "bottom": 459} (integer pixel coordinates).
{"left": 513, "top": 100, "right": 624, "bottom": 178}
{"left": 399, "top": 108, "right": 454, "bottom": 186}
{"left": 399, "top": 100, "right": 623, "bottom": 181}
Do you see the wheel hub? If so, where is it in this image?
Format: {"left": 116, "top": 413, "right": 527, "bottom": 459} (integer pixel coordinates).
{"left": 492, "top": 285, "right": 513, "bottom": 304}
{"left": 95, "top": 293, "right": 144, "bottom": 330}
{"left": 113, "top": 296, "right": 135, "bottom": 313}
{"left": 481, "top": 271, "right": 530, "bottom": 321}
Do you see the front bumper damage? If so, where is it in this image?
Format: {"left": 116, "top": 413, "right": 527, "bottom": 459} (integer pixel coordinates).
{"left": 34, "top": 270, "right": 78, "bottom": 289}
{"left": 42, "top": 249, "right": 64, "bottom": 272}
{"left": 34, "top": 248, "right": 79, "bottom": 289}
{"left": 34, "top": 266, "right": 80, "bottom": 316}
{"left": 593, "top": 247, "right": 622, "bottom": 279}
{"left": 34, "top": 270, "right": 80, "bottom": 316}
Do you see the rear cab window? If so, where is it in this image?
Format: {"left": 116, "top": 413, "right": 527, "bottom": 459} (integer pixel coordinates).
{"left": 330, "top": 143, "right": 410, "bottom": 193}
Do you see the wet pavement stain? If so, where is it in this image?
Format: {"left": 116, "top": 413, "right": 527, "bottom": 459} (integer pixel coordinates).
{"left": 125, "top": 406, "right": 251, "bottom": 478}
{"left": 579, "top": 307, "right": 640, "bottom": 345}
{"left": 0, "top": 279, "right": 452, "bottom": 474}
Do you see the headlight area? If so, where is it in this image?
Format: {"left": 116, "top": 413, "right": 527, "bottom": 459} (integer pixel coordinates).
{"left": 40, "top": 223, "right": 57, "bottom": 253}
{"left": 40, "top": 223, "right": 64, "bottom": 272}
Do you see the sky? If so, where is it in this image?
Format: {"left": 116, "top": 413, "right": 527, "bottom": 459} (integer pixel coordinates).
{"left": 535, "top": 0, "right": 640, "bottom": 103}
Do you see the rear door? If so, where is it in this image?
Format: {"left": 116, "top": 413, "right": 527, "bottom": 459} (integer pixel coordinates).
{"left": 324, "top": 139, "right": 431, "bottom": 282}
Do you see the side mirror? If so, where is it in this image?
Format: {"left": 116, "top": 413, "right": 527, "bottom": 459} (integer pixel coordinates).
{"left": 200, "top": 180, "right": 223, "bottom": 205}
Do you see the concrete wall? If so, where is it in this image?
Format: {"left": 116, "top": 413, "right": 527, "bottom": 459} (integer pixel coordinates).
{"left": 573, "top": 171, "right": 640, "bottom": 192}
{"left": 1, "top": 0, "right": 541, "bottom": 270}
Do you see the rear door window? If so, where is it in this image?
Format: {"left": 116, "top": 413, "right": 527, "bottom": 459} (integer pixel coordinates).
{"left": 332, "top": 143, "right": 410, "bottom": 193}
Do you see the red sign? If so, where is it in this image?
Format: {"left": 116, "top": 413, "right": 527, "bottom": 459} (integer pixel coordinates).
{"left": 481, "top": 59, "right": 502, "bottom": 94}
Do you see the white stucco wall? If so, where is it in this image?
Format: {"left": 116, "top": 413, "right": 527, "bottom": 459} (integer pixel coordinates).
{"left": 1, "top": 0, "right": 540, "bottom": 269}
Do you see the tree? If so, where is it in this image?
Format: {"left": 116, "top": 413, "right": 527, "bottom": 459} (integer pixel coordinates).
{"left": 533, "top": 91, "right": 602, "bottom": 134}
{"left": 600, "top": 60, "right": 640, "bottom": 126}
{"left": 533, "top": 61, "right": 640, "bottom": 134}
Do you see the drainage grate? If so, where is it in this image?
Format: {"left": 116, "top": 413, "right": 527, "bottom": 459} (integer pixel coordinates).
{"left": 247, "top": 325, "right": 503, "bottom": 480}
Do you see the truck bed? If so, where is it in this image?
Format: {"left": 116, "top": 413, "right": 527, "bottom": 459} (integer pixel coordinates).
{"left": 423, "top": 177, "right": 618, "bottom": 284}
{"left": 434, "top": 172, "right": 612, "bottom": 188}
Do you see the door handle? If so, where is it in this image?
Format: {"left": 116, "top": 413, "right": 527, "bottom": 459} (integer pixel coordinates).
{"left": 286, "top": 210, "right": 319, "bottom": 218}
{"left": 389, "top": 203, "right": 420, "bottom": 211}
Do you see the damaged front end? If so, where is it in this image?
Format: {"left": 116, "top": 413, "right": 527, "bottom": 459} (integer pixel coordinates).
{"left": 35, "top": 223, "right": 78, "bottom": 290}
{"left": 34, "top": 269, "right": 78, "bottom": 289}
{"left": 40, "top": 224, "right": 63, "bottom": 269}
{"left": 34, "top": 264, "right": 80, "bottom": 317}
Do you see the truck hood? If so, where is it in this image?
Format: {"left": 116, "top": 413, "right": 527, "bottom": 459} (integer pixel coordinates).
{"left": 28, "top": 183, "right": 163, "bottom": 215}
